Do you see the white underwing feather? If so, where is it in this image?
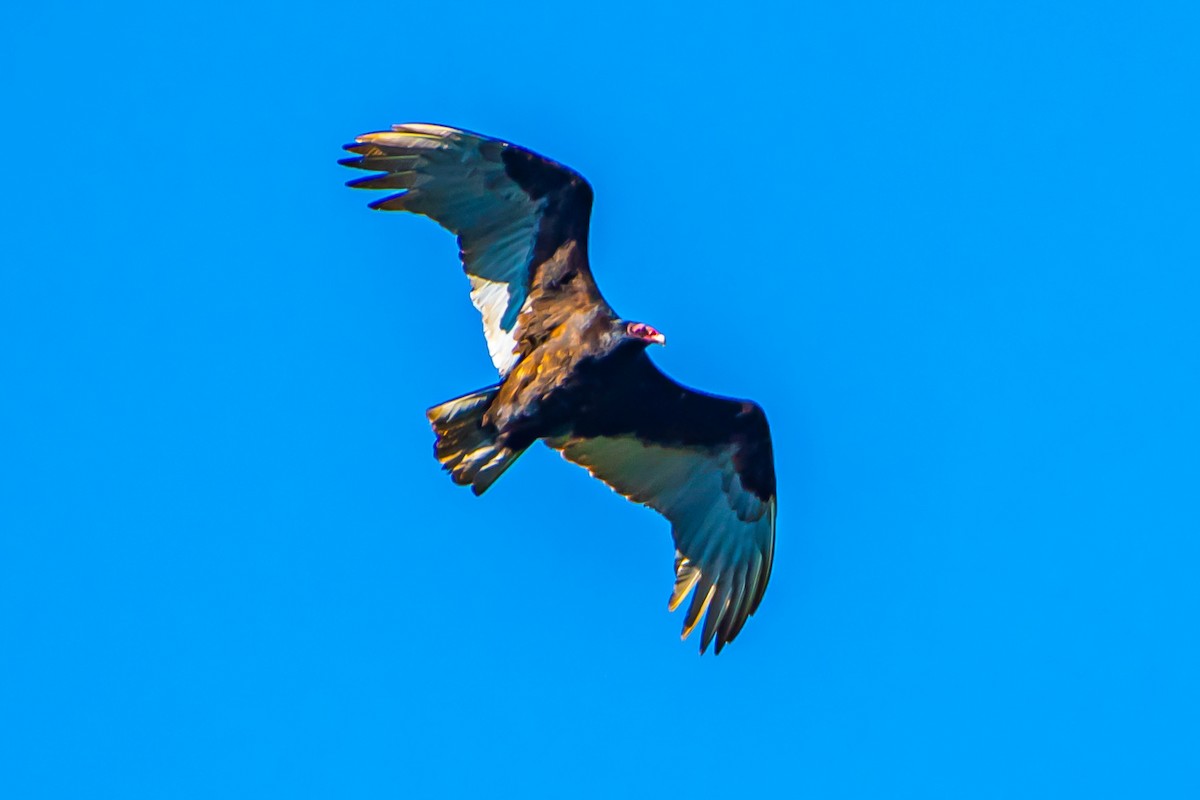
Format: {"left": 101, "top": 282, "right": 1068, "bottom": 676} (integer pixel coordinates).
{"left": 348, "top": 124, "right": 548, "bottom": 376}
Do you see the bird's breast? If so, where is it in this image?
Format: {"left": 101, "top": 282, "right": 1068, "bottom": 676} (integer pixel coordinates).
{"left": 488, "top": 344, "right": 622, "bottom": 445}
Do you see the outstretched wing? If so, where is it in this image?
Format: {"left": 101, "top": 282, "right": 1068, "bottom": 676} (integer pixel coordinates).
{"left": 549, "top": 353, "right": 777, "bottom": 654}
{"left": 341, "top": 123, "right": 609, "bottom": 374}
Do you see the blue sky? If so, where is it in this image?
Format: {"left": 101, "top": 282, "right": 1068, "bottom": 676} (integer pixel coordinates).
{"left": 3, "top": 1, "right": 1199, "bottom": 797}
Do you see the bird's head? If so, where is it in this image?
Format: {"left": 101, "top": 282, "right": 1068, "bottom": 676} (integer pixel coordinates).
{"left": 623, "top": 321, "right": 666, "bottom": 347}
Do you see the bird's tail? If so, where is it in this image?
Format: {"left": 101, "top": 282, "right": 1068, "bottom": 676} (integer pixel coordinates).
{"left": 426, "top": 386, "right": 524, "bottom": 496}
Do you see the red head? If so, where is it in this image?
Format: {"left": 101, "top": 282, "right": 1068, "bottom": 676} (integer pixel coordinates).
{"left": 625, "top": 321, "right": 666, "bottom": 346}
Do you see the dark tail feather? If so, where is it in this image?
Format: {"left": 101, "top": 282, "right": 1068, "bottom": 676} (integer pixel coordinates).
{"left": 426, "top": 386, "right": 524, "bottom": 495}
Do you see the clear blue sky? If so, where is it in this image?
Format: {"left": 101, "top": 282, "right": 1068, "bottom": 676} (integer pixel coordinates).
{"left": 3, "top": 1, "right": 1198, "bottom": 797}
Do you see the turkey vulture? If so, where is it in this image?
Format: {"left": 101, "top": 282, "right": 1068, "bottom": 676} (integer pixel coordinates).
{"left": 340, "top": 124, "right": 776, "bottom": 654}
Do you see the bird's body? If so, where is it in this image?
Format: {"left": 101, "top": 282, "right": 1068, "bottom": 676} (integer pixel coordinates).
{"left": 342, "top": 124, "right": 777, "bottom": 654}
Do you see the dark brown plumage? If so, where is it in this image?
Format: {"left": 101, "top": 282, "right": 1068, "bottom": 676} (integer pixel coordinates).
{"left": 341, "top": 124, "right": 776, "bottom": 654}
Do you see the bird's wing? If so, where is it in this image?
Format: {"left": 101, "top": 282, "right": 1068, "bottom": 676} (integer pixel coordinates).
{"left": 548, "top": 355, "right": 777, "bottom": 654}
{"left": 341, "top": 123, "right": 609, "bottom": 375}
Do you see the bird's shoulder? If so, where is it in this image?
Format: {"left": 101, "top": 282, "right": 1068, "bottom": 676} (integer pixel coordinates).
{"left": 485, "top": 307, "right": 616, "bottom": 431}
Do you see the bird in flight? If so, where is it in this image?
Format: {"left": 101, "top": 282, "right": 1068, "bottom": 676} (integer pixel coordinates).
{"left": 341, "top": 124, "right": 777, "bottom": 654}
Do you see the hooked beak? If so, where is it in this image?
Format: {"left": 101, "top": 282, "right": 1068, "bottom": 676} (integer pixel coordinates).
{"left": 648, "top": 332, "right": 666, "bottom": 346}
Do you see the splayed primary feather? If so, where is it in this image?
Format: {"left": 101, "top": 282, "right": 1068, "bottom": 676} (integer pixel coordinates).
{"left": 551, "top": 435, "right": 774, "bottom": 654}
{"left": 342, "top": 125, "right": 546, "bottom": 376}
